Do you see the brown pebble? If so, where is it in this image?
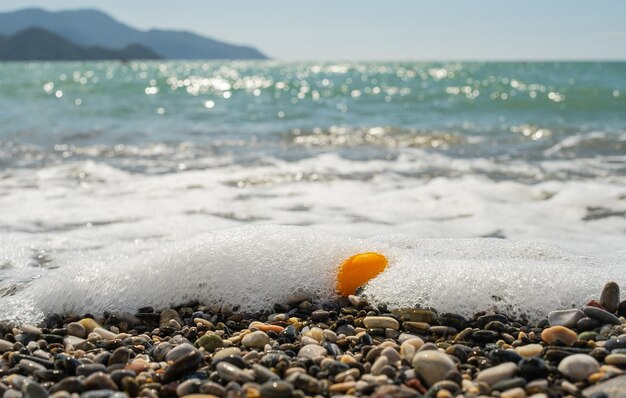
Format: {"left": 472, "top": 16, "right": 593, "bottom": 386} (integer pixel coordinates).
{"left": 541, "top": 326, "right": 577, "bottom": 346}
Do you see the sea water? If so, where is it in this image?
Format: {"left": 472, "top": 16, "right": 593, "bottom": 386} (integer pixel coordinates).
{"left": 0, "top": 61, "right": 624, "bottom": 320}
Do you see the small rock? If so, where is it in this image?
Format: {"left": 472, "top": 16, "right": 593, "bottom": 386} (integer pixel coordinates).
{"left": 541, "top": 326, "right": 577, "bottom": 346}
{"left": 0, "top": 339, "right": 14, "bottom": 353}
{"left": 22, "top": 381, "right": 48, "bottom": 398}
{"left": 84, "top": 373, "right": 117, "bottom": 391}
{"left": 78, "top": 318, "right": 101, "bottom": 334}
{"left": 515, "top": 344, "right": 543, "bottom": 358}
{"left": 297, "top": 344, "right": 327, "bottom": 360}
{"left": 583, "top": 306, "right": 621, "bottom": 325}
{"left": 582, "top": 374, "right": 626, "bottom": 398}
{"left": 159, "top": 309, "right": 182, "bottom": 329}
{"left": 196, "top": 334, "right": 223, "bottom": 352}
{"left": 548, "top": 309, "right": 585, "bottom": 328}
{"left": 165, "top": 343, "right": 200, "bottom": 362}
{"left": 600, "top": 282, "right": 620, "bottom": 314}
{"left": 242, "top": 331, "right": 269, "bottom": 349}
{"left": 412, "top": 350, "right": 456, "bottom": 387}
{"left": 558, "top": 354, "right": 600, "bottom": 382}
{"left": 67, "top": 323, "right": 86, "bottom": 339}
{"left": 475, "top": 362, "right": 518, "bottom": 386}
{"left": 605, "top": 353, "right": 626, "bottom": 366}
{"left": 259, "top": 381, "right": 294, "bottom": 398}
{"left": 363, "top": 316, "right": 400, "bottom": 330}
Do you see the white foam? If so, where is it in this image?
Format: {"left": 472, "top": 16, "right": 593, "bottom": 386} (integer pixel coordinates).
{"left": 0, "top": 151, "right": 624, "bottom": 321}
{"left": 0, "top": 225, "right": 623, "bottom": 322}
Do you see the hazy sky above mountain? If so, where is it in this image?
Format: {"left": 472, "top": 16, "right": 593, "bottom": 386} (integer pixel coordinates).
{"left": 2, "top": 0, "right": 626, "bottom": 60}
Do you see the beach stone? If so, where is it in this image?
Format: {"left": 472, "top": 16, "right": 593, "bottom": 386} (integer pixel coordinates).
{"left": 371, "top": 356, "right": 388, "bottom": 375}
{"left": 108, "top": 347, "right": 132, "bottom": 365}
{"left": 19, "top": 360, "right": 46, "bottom": 374}
{"left": 582, "top": 374, "right": 626, "bottom": 398}
{"left": 163, "top": 350, "right": 203, "bottom": 382}
{"left": 199, "top": 381, "right": 226, "bottom": 396}
{"left": 21, "top": 381, "right": 47, "bottom": 398}
{"left": 605, "top": 353, "right": 626, "bottom": 366}
{"left": 78, "top": 318, "right": 101, "bottom": 334}
{"left": 412, "top": 350, "right": 456, "bottom": 387}
{"left": 159, "top": 309, "right": 182, "bottom": 329}
{"left": 515, "top": 344, "right": 543, "bottom": 358}
{"left": 439, "top": 313, "right": 468, "bottom": 330}
{"left": 619, "top": 301, "right": 626, "bottom": 318}
{"left": 500, "top": 387, "right": 526, "bottom": 398}
{"left": 76, "top": 364, "right": 107, "bottom": 377}
{"left": 541, "top": 326, "right": 577, "bottom": 346}
{"left": 601, "top": 282, "right": 620, "bottom": 314}
{"left": 488, "top": 348, "right": 522, "bottom": 365}
{"left": 548, "top": 309, "right": 585, "bottom": 328}
{"left": 216, "top": 362, "right": 249, "bottom": 382}
{"left": 605, "top": 337, "right": 626, "bottom": 351}
{"left": 84, "top": 373, "right": 117, "bottom": 391}
{"left": 558, "top": 354, "right": 600, "bottom": 381}
{"left": 518, "top": 357, "right": 548, "bottom": 380}
{"left": 380, "top": 347, "right": 401, "bottom": 363}
{"left": 67, "top": 323, "right": 86, "bottom": 338}
{"left": 0, "top": 339, "right": 14, "bottom": 353}
{"left": 196, "top": 334, "right": 223, "bottom": 352}
{"left": 176, "top": 379, "right": 201, "bottom": 396}
{"left": 577, "top": 317, "right": 601, "bottom": 331}
{"left": 213, "top": 347, "right": 242, "bottom": 362}
{"left": 475, "top": 362, "right": 518, "bottom": 386}
{"left": 165, "top": 343, "right": 200, "bottom": 362}
{"left": 363, "top": 316, "right": 399, "bottom": 330}
{"left": 477, "top": 314, "right": 508, "bottom": 328}
{"left": 297, "top": 344, "right": 327, "bottom": 360}
{"left": 583, "top": 306, "right": 621, "bottom": 325}
{"left": 491, "top": 377, "right": 526, "bottom": 391}
{"left": 93, "top": 327, "right": 116, "bottom": 340}
{"left": 393, "top": 309, "right": 437, "bottom": 324}
{"left": 260, "top": 381, "right": 293, "bottom": 398}
{"left": 242, "top": 331, "right": 269, "bottom": 349}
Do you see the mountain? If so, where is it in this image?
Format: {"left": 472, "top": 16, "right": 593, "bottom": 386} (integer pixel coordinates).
{"left": 0, "top": 8, "right": 268, "bottom": 60}
{"left": 0, "top": 28, "right": 161, "bottom": 61}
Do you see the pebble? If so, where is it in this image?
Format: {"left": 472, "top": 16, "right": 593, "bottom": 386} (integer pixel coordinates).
{"left": 165, "top": 343, "right": 200, "bottom": 362}
{"left": 67, "top": 322, "right": 86, "bottom": 338}
{"left": 242, "top": 331, "right": 269, "bottom": 349}
{"left": 541, "top": 325, "right": 578, "bottom": 346}
{"left": 297, "top": 344, "right": 327, "bottom": 360}
{"left": 77, "top": 318, "right": 101, "bottom": 334}
{"left": 196, "top": 333, "right": 223, "bottom": 352}
{"left": 0, "top": 339, "right": 14, "bottom": 353}
{"left": 515, "top": 344, "right": 543, "bottom": 358}
{"left": 259, "top": 381, "right": 294, "bottom": 398}
{"left": 412, "top": 350, "right": 455, "bottom": 387}
{"left": 600, "top": 281, "right": 620, "bottom": 314}
{"left": 605, "top": 353, "right": 626, "bottom": 366}
{"left": 362, "top": 316, "right": 400, "bottom": 330}
{"left": 583, "top": 305, "right": 622, "bottom": 325}
{"left": 548, "top": 309, "right": 585, "bottom": 328}
{"left": 475, "top": 362, "right": 518, "bottom": 385}
{"left": 557, "top": 354, "right": 600, "bottom": 381}
{"left": 582, "top": 374, "right": 626, "bottom": 398}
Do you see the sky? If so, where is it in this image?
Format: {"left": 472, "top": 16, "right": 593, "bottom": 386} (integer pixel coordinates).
{"left": 1, "top": 0, "right": 626, "bottom": 60}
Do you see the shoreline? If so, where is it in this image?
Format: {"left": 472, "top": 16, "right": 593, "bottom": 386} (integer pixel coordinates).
{"left": 1, "top": 283, "right": 626, "bottom": 397}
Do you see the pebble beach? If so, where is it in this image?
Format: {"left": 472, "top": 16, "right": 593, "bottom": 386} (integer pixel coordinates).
{"left": 2, "top": 282, "right": 626, "bottom": 398}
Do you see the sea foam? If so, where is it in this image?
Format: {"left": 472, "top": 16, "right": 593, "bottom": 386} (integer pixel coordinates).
{"left": 1, "top": 225, "right": 623, "bottom": 322}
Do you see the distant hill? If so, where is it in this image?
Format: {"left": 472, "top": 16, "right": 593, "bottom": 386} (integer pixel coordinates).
{"left": 0, "top": 28, "right": 161, "bottom": 61}
{"left": 0, "top": 8, "right": 268, "bottom": 60}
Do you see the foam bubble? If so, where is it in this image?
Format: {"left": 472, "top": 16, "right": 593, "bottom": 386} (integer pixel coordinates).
{"left": 1, "top": 225, "right": 623, "bottom": 322}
